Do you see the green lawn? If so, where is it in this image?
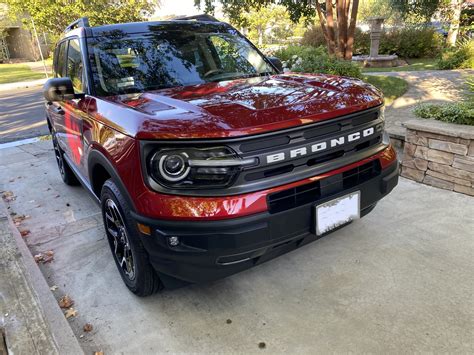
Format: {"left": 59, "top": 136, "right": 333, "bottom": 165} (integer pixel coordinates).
{"left": 0, "top": 63, "right": 47, "bottom": 84}
{"left": 361, "top": 58, "right": 439, "bottom": 73}
{"left": 364, "top": 75, "right": 409, "bottom": 105}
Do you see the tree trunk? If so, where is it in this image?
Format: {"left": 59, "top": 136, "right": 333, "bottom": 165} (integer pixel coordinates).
{"left": 344, "top": 0, "right": 359, "bottom": 60}
{"left": 337, "top": 0, "right": 348, "bottom": 57}
{"left": 313, "top": 0, "right": 359, "bottom": 60}
{"left": 325, "top": 0, "right": 340, "bottom": 57}
{"left": 314, "top": 1, "right": 334, "bottom": 55}
{"left": 447, "top": 0, "right": 464, "bottom": 46}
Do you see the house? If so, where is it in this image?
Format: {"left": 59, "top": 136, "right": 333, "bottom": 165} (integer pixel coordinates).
{"left": 0, "top": 5, "right": 50, "bottom": 62}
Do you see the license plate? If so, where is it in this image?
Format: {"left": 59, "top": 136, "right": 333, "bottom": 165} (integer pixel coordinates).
{"left": 315, "top": 191, "right": 360, "bottom": 236}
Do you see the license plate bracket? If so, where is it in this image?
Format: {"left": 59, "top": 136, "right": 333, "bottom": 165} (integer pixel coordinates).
{"left": 314, "top": 191, "right": 360, "bottom": 236}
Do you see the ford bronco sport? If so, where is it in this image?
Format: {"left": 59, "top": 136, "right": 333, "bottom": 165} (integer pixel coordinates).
{"left": 43, "top": 15, "right": 398, "bottom": 296}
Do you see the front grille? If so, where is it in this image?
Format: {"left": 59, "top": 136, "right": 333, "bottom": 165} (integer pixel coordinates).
{"left": 234, "top": 107, "right": 385, "bottom": 189}
{"left": 267, "top": 160, "right": 381, "bottom": 214}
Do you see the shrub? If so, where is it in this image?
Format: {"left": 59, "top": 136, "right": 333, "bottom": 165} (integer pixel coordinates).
{"left": 301, "top": 26, "right": 326, "bottom": 48}
{"left": 414, "top": 102, "right": 474, "bottom": 126}
{"left": 302, "top": 25, "right": 443, "bottom": 58}
{"left": 274, "top": 45, "right": 363, "bottom": 78}
{"left": 414, "top": 79, "right": 474, "bottom": 126}
{"left": 437, "top": 39, "right": 474, "bottom": 70}
{"left": 301, "top": 27, "right": 370, "bottom": 56}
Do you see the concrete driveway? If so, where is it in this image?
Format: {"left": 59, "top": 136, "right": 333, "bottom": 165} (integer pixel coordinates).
{"left": 0, "top": 140, "right": 473, "bottom": 354}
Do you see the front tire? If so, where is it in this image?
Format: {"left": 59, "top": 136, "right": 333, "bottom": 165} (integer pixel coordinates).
{"left": 101, "top": 179, "right": 162, "bottom": 296}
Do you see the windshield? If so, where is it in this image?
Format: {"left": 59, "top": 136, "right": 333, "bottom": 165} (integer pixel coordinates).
{"left": 88, "top": 26, "right": 276, "bottom": 96}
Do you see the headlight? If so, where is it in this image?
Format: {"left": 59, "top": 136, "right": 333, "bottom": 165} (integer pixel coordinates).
{"left": 148, "top": 147, "right": 257, "bottom": 189}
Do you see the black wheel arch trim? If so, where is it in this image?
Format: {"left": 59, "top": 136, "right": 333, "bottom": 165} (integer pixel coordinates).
{"left": 87, "top": 149, "right": 137, "bottom": 212}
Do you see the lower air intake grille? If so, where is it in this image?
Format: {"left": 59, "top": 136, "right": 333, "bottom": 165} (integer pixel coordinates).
{"left": 267, "top": 160, "right": 381, "bottom": 214}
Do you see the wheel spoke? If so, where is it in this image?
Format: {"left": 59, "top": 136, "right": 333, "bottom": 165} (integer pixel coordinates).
{"left": 103, "top": 198, "right": 136, "bottom": 281}
{"left": 107, "top": 226, "right": 118, "bottom": 237}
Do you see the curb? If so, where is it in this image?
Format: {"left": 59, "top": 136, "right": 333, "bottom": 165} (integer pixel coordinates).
{"left": 0, "top": 78, "right": 47, "bottom": 92}
{"left": 0, "top": 201, "right": 84, "bottom": 354}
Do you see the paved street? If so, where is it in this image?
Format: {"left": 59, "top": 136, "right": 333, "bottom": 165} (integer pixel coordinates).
{"left": 0, "top": 87, "right": 48, "bottom": 144}
{"left": 0, "top": 140, "right": 473, "bottom": 354}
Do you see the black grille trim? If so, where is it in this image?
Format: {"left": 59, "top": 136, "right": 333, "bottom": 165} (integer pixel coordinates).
{"left": 139, "top": 105, "right": 387, "bottom": 197}
{"left": 267, "top": 160, "right": 381, "bottom": 214}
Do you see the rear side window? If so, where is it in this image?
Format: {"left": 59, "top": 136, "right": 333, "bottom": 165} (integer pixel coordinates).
{"left": 66, "top": 39, "right": 84, "bottom": 93}
{"left": 56, "top": 41, "right": 67, "bottom": 78}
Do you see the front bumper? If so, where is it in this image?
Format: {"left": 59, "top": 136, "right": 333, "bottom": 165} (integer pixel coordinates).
{"left": 134, "top": 159, "right": 399, "bottom": 288}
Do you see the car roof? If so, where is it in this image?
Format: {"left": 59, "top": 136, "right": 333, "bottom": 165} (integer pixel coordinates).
{"left": 62, "top": 19, "right": 232, "bottom": 40}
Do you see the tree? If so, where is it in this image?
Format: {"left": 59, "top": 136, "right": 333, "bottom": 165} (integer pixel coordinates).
{"left": 229, "top": 5, "right": 294, "bottom": 45}
{"left": 195, "top": 0, "right": 361, "bottom": 60}
{"left": 3, "top": 0, "right": 156, "bottom": 38}
{"left": 446, "top": 0, "right": 464, "bottom": 46}
{"left": 390, "top": 0, "right": 466, "bottom": 46}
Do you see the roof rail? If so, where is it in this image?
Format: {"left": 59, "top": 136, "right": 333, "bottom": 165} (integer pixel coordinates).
{"left": 64, "top": 17, "right": 90, "bottom": 33}
{"left": 173, "top": 14, "right": 220, "bottom": 22}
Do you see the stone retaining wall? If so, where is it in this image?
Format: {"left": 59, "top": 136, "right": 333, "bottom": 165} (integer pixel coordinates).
{"left": 401, "top": 120, "right": 474, "bottom": 196}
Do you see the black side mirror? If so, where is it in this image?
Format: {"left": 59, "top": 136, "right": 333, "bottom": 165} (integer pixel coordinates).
{"left": 43, "top": 77, "right": 79, "bottom": 102}
{"left": 268, "top": 56, "right": 283, "bottom": 73}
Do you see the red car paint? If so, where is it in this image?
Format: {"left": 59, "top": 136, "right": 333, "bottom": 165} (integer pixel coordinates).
{"left": 101, "top": 74, "right": 383, "bottom": 139}
{"left": 53, "top": 72, "right": 389, "bottom": 222}
{"left": 133, "top": 145, "right": 397, "bottom": 221}
{"left": 49, "top": 72, "right": 393, "bottom": 222}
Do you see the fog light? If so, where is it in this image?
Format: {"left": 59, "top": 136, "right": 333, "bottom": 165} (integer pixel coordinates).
{"left": 168, "top": 236, "right": 180, "bottom": 247}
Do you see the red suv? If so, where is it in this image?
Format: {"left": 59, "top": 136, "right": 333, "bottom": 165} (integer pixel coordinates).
{"left": 44, "top": 15, "right": 398, "bottom": 296}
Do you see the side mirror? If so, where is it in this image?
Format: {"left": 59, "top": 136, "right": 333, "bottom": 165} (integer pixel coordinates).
{"left": 268, "top": 56, "right": 283, "bottom": 73}
{"left": 43, "top": 77, "right": 79, "bottom": 102}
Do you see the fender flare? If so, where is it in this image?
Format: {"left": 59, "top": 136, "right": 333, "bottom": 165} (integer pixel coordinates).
{"left": 87, "top": 149, "right": 137, "bottom": 212}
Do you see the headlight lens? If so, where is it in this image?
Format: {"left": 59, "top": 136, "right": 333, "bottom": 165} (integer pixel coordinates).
{"left": 149, "top": 147, "right": 256, "bottom": 189}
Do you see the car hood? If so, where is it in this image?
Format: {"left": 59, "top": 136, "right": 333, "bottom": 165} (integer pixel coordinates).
{"left": 104, "top": 73, "right": 383, "bottom": 139}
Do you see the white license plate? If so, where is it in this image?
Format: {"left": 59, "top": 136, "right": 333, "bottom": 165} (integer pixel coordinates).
{"left": 315, "top": 191, "right": 360, "bottom": 236}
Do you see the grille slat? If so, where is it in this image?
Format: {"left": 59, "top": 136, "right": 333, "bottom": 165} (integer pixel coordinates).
{"left": 268, "top": 160, "right": 381, "bottom": 214}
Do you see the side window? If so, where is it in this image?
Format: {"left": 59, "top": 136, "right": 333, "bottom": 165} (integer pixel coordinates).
{"left": 66, "top": 39, "right": 84, "bottom": 93}
{"left": 56, "top": 41, "right": 67, "bottom": 78}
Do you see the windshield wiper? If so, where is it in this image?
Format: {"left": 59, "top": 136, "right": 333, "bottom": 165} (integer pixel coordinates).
{"left": 208, "top": 73, "right": 262, "bottom": 82}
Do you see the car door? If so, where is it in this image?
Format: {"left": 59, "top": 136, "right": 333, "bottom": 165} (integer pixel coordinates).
{"left": 47, "top": 40, "right": 68, "bottom": 149}
{"left": 62, "top": 38, "right": 88, "bottom": 175}
{"left": 49, "top": 38, "right": 89, "bottom": 177}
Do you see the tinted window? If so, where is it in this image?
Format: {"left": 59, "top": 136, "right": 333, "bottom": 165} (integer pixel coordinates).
{"left": 88, "top": 27, "right": 275, "bottom": 96}
{"left": 66, "top": 39, "right": 84, "bottom": 93}
{"left": 56, "top": 41, "right": 67, "bottom": 78}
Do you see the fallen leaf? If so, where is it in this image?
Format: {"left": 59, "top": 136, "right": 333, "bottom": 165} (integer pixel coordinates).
{"left": 64, "top": 307, "right": 77, "bottom": 319}
{"left": 34, "top": 254, "right": 44, "bottom": 263}
{"left": 42, "top": 251, "right": 54, "bottom": 263}
{"left": 83, "top": 323, "right": 93, "bottom": 332}
{"left": 94, "top": 352, "right": 104, "bottom": 355}
{"left": 59, "top": 295, "right": 74, "bottom": 308}
{"left": 20, "top": 230, "right": 30, "bottom": 237}
{"left": 50, "top": 285, "right": 59, "bottom": 291}
{"left": 13, "top": 214, "right": 29, "bottom": 226}
{"left": 2, "top": 191, "right": 16, "bottom": 202}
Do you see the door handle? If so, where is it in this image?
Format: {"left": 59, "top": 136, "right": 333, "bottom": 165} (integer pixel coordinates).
{"left": 52, "top": 106, "right": 65, "bottom": 115}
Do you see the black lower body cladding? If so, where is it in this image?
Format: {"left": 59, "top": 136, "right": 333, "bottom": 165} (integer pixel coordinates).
{"left": 133, "top": 160, "right": 399, "bottom": 288}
